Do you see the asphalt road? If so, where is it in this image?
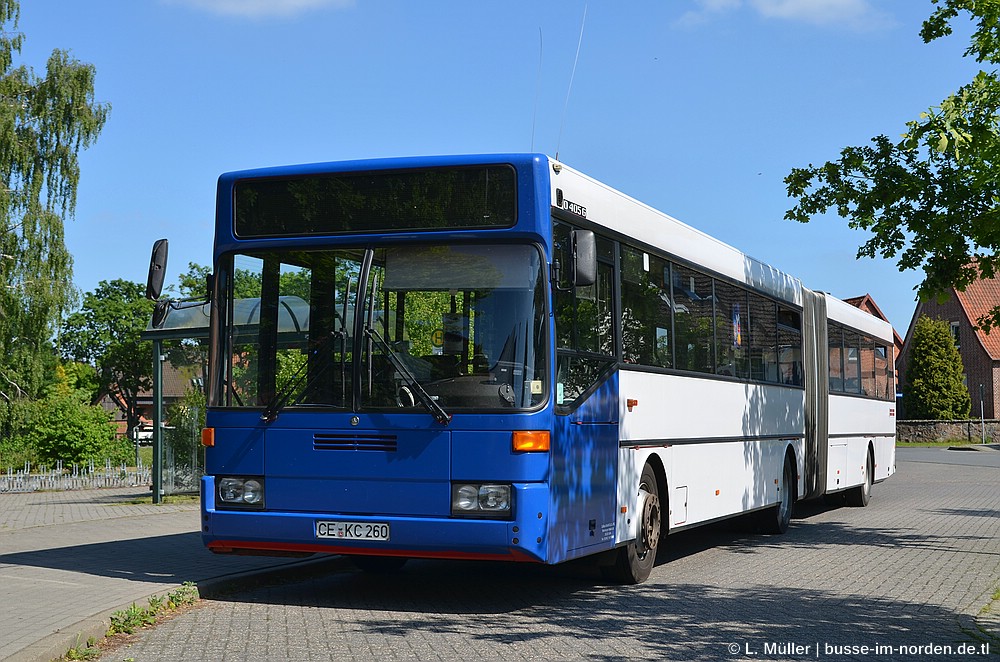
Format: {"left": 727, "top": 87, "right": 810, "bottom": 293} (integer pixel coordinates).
{"left": 109, "top": 448, "right": 1000, "bottom": 661}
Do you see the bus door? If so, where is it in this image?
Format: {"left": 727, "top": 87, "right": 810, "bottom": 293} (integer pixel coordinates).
{"left": 550, "top": 221, "right": 619, "bottom": 562}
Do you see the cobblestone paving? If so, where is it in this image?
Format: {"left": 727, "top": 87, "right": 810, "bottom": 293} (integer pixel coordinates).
{"left": 114, "top": 454, "right": 1000, "bottom": 661}
{"left": 0, "top": 488, "right": 330, "bottom": 661}
{"left": 0, "top": 487, "right": 192, "bottom": 533}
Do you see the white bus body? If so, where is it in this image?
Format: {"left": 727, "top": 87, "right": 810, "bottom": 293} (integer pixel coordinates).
{"left": 548, "top": 158, "right": 896, "bottom": 544}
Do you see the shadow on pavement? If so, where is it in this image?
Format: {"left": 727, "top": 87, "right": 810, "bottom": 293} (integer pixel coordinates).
{"left": 210, "top": 556, "right": 984, "bottom": 658}
{"left": 0, "top": 532, "right": 281, "bottom": 585}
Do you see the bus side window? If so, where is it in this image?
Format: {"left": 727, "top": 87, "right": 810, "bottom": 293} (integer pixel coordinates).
{"left": 672, "top": 264, "right": 715, "bottom": 375}
{"left": 749, "top": 294, "right": 777, "bottom": 382}
{"left": 777, "top": 308, "right": 802, "bottom": 386}
{"left": 620, "top": 245, "right": 672, "bottom": 369}
{"left": 829, "top": 323, "right": 845, "bottom": 392}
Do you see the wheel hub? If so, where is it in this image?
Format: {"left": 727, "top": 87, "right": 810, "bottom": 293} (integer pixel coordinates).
{"left": 639, "top": 489, "right": 661, "bottom": 557}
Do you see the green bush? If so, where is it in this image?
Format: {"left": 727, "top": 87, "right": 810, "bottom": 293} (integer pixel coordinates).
{"left": 0, "top": 426, "right": 39, "bottom": 468}
{"left": 20, "top": 392, "right": 125, "bottom": 465}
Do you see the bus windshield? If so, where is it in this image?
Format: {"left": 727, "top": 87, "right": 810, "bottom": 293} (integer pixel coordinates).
{"left": 213, "top": 243, "right": 547, "bottom": 415}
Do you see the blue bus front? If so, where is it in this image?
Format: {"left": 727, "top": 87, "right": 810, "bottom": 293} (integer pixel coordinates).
{"left": 200, "top": 155, "right": 584, "bottom": 565}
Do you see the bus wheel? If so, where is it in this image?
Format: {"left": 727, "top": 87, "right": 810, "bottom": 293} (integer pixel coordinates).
{"left": 846, "top": 448, "right": 873, "bottom": 507}
{"left": 761, "top": 455, "right": 795, "bottom": 534}
{"left": 350, "top": 555, "right": 408, "bottom": 573}
{"left": 603, "top": 463, "right": 661, "bottom": 584}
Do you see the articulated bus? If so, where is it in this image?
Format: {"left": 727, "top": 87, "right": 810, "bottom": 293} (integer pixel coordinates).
{"left": 156, "top": 154, "right": 895, "bottom": 584}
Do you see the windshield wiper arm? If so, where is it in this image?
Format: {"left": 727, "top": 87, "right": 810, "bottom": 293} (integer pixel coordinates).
{"left": 261, "top": 331, "right": 343, "bottom": 423}
{"left": 365, "top": 325, "right": 451, "bottom": 425}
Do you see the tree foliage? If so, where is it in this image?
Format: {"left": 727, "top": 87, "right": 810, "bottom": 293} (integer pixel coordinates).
{"left": 903, "top": 315, "right": 971, "bottom": 419}
{"left": 785, "top": 0, "right": 1000, "bottom": 329}
{"left": 0, "top": 0, "right": 109, "bottom": 420}
{"left": 175, "top": 262, "right": 211, "bottom": 299}
{"left": 60, "top": 280, "right": 154, "bottom": 440}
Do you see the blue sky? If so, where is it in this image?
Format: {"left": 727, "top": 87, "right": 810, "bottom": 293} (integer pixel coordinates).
{"left": 17, "top": 0, "right": 984, "bottom": 333}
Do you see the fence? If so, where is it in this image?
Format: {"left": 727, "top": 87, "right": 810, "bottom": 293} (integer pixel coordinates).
{"left": 0, "top": 459, "right": 153, "bottom": 494}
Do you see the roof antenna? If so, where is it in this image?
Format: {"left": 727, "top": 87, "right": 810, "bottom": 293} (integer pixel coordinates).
{"left": 530, "top": 27, "right": 543, "bottom": 152}
{"left": 555, "top": 2, "right": 587, "bottom": 163}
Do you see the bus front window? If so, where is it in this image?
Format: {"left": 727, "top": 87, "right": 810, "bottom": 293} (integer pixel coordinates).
{"left": 213, "top": 244, "right": 546, "bottom": 415}
{"left": 214, "top": 249, "right": 363, "bottom": 411}
{"left": 361, "top": 244, "right": 547, "bottom": 412}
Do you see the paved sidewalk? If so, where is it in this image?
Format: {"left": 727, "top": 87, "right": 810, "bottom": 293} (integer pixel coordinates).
{"left": 0, "top": 488, "right": 329, "bottom": 662}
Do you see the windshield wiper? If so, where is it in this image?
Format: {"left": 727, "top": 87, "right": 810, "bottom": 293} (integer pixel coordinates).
{"left": 365, "top": 325, "right": 451, "bottom": 425}
{"left": 261, "top": 330, "right": 343, "bottom": 423}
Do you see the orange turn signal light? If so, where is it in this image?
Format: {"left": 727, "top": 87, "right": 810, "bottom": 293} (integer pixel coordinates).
{"left": 512, "top": 430, "right": 550, "bottom": 452}
{"left": 201, "top": 427, "right": 215, "bottom": 447}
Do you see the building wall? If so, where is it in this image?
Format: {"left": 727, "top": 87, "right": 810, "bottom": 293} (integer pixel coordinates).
{"left": 896, "top": 297, "right": 998, "bottom": 419}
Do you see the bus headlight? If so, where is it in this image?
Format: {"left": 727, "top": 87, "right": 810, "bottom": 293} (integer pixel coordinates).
{"left": 451, "top": 483, "right": 512, "bottom": 517}
{"left": 217, "top": 476, "right": 265, "bottom": 508}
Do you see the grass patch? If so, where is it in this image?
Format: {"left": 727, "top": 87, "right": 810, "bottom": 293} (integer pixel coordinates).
{"left": 107, "top": 583, "right": 199, "bottom": 636}
{"left": 62, "top": 635, "right": 100, "bottom": 660}
{"left": 60, "top": 583, "right": 200, "bottom": 661}
{"left": 980, "top": 586, "right": 1000, "bottom": 615}
{"left": 897, "top": 439, "right": 992, "bottom": 448}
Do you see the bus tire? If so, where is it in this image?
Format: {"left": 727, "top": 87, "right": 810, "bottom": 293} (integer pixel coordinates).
{"left": 350, "top": 555, "right": 408, "bottom": 573}
{"left": 603, "top": 463, "right": 661, "bottom": 584}
{"left": 846, "top": 448, "right": 873, "bottom": 507}
{"left": 761, "top": 454, "right": 795, "bottom": 534}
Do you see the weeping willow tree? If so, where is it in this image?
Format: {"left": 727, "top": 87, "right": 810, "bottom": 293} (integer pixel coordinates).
{"left": 0, "top": 0, "right": 109, "bottom": 431}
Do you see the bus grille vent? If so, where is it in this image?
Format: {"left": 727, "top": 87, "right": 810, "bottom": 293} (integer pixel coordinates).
{"left": 313, "top": 433, "right": 398, "bottom": 452}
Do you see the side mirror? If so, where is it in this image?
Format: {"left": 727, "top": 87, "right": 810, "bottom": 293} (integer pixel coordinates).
{"left": 151, "top": 299, "right": 171, "bottom": 328}
{"left": 571, "top": 229, "right": 597, "bottom": 287}
{"left": 145, "top": 239, "right": 169, "bottom": 300}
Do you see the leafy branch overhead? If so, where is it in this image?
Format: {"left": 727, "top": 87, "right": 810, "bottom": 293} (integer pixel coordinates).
{"left": 785, "top": 0, "right": 1000, "bottom": 331}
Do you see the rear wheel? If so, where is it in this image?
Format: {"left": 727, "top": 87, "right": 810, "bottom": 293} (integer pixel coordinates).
{"left": 761, "top": 454, "right": 795, "bottom": 534}
{"left": 602, "top": 463, "right": 661, "bottom": 584}
{"left": 846, "top": 448, "right": 874, "bottom": 507}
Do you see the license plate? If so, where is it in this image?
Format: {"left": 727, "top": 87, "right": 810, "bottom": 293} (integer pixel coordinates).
{"left": 315, "top": 521, "right": 390, "bottom": 541}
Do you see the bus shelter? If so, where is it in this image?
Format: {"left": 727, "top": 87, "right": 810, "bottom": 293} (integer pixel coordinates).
{"left": 141, "top": 298, "right": 308, "bottom": 503}
{"left": 141, "top": 302, "right": 210, "bottom": 503}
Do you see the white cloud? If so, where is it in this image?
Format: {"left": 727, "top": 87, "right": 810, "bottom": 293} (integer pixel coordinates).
{"left": 675, "top": 0, "right": 743, "bottom": 28}
{"left": 750, "top": 0, "right": 893, "bottom": 31}
{"left": 675, "top": 0, "right": 893, "bottom": 31}
{"left": 165, "top": 0, "right": 355, "bottom": 19}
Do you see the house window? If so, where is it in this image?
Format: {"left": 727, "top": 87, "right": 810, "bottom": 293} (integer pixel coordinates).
{"left": 950, "top": 321, "right": 961, "bottom": 349}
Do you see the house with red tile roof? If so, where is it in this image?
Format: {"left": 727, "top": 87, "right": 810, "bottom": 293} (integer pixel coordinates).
{"left": 98, "top": 361, "right": 201, "bottom": 441}
{"left": 895, "top": 276, "right": 1000, "bottom": 418}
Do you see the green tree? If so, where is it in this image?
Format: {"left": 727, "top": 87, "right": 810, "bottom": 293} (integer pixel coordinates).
{"left": 176, "top": 262, "right": 211, "bottom": 299}
{"left": 785, "top": 0, "right": 1000, "bottom": 329}
{"left": 60, "top": 360, "right": 100, "bottom": 402}
{"left": 903, "top": 316, "right": 971, "bottom": 419}
{"left": 60, "top": 280, "right": 153, "bottom": 441}
{"left": 0, "top": 0, "right": 109, "bottom": 430}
